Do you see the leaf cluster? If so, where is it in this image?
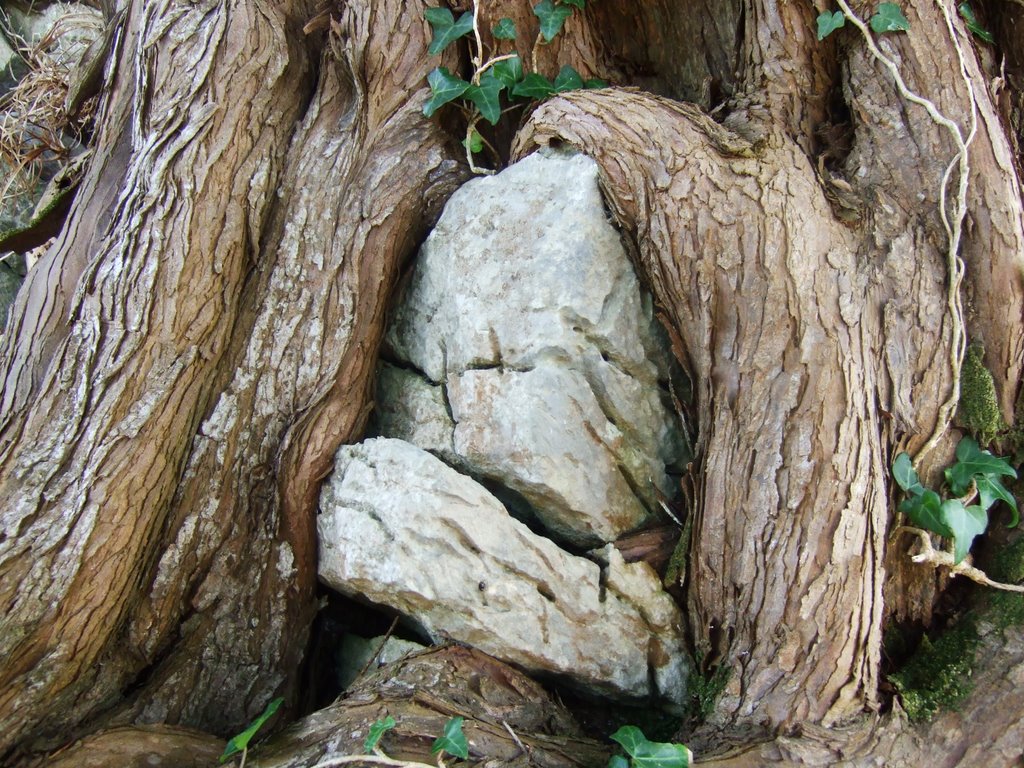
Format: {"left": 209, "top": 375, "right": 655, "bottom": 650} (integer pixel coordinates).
{"left": 422, "top": 1, "right": 604, "bottom": 169}
{"left": 816, "top": 2, "right": 910, "bottom": 41}
{"left": 608, "top": 726, "right": 692, "bottom": 768}
{"left": 364, "top": 714, "right": 469, "bottom": 762}
{"left": 893, "top": 438, "right": 1018, "bottom": 564}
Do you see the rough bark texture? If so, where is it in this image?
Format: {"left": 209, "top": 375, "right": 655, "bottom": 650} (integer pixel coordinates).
{"left": 0, "top": 0, "right": 1022, "bottom": 764}
{"left": 0, "top": 0, "right": 465, "bottom": 759}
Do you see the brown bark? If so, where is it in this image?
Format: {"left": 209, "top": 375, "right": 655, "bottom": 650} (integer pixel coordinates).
{"left": 0, "top": 0, "right": 464, "bottom": 759}
{"left": 514, "top": 0, "right": 1024, "bottom": 730}
{"left": 0, "top": 0, "right": 1022, "bottom": 764}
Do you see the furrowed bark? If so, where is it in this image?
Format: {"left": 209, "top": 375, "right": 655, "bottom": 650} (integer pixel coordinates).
{"left": 0, "top": 0, "right": 316, "bottom": 754}
{"left": 0, "top": 0, "right": 464, "bottom": 758}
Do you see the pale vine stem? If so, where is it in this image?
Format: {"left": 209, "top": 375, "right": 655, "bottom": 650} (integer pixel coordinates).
{"left": 894, "top": 527, "right": 1024, "bottom": 592}
{"left": 835, "top": 0, "right": 976, "bottom": 465}
{"left": 834, "top": 3, "right": 1024, "bottom": 589}
{"left": 464, "top": 0, "right": 495, "bottom": 175}
{"left": 307, "top": 750, "right": 444, "bottom": 768}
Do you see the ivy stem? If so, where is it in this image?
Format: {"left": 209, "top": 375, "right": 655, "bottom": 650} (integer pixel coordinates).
{"left": 835, "top": 0, "right": 976, "bottom": 466}
{"left": 476, "top": 52, "right": 518, "bottom": 77}
{"left": 470, "top": 0, "right": 483, "bottom": 83}
{"left": 895, "top": 526, "right": 1024, "bottom": 593}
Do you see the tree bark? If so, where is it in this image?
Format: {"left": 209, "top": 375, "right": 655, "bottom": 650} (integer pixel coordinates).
{"left": 0, "top": 0, "right": 1022, "bottom": 764}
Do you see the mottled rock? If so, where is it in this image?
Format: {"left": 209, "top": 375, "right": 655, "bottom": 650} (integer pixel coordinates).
{"left": 335, "top": 634, "right": 425, "bottom": 689}
{"left": 378, "top": 149, "right": 686, "bottom": 546}
{"left": 318, "top": 438, "right": 689, "bottom": 705}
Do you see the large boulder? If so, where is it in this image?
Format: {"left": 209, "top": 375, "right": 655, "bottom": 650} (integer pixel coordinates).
{"left": 318, "top": 438, "right": 689, "bottom": 705}
{"left": 377, "top": 148, "right": 687, "bottom": 546}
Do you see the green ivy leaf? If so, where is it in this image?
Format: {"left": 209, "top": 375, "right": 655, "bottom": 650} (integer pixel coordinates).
{"left": 608, "top": 756, "right": 631, "bottom": 768}
{"left": 465, "top": 71, "right": 505, "bottom": 124}
{"left": 220, "top": 697, "right": 283, "bottom": 763}
{"left": 492, "top": 17, "right": 517, "bottom": 39}
{"left": 870, "top": 3, "right": 910, "bottom": 34}
{"left": 534, "top": 0, "right": 574, "bottom": 42}
{"left": 892, "top": 452, "right": 923, "bottom": 495}
{"left": 610, "top": 726, "right": 692, "bottom": 768}
{"left": 584, "top": 77, "right": 608, "bottom": 89}
{"left": 553, "top": 64, "right": 585, "bottom": 92}
{"left": 511, "top": 72, "right": 555, "bottom": 99}
{"left": 939, "top": 500, "right": 988, "bottom": 564}
{"left": 816, "top": 11, "right": 846, "bottom": 40}
{"left": 900, "top": 489, "right": 955, "bottom": 539}
{"left": 958, "top": 3, "right": 994, "bottom": 43}
{"left": 364, "top": 715, "right": 396, "bottom": 753}
{"left": 944, "top": 437, "right": 1017, "bottom": 496}
{"left": 432, "top": 716, "right": 470, "bottom": 760}
{"left": 975, "top": 474, "right": 1019, "bottom": 527}
{"left": 490, "top": 55, "right": 523, "bottom": 89}
{"left": 424, "top": 8, "right": 475, "bottom": 56}
{"left": 463, "top": 128, "right": 484, "bottom": 154}
{"left": 423, "top": 67, "right": 471, "bottom": 117}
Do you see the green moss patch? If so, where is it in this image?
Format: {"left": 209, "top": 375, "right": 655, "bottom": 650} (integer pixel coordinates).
{"left": 889, "top": 620, "right": 978, "bottom": 722}
{"left": 957, "top": 342, "right": 1003, "bottom": 445}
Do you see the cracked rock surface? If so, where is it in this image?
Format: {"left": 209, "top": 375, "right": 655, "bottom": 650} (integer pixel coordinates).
{"left": 318, "top": 438, "right": 689, "bottom": 704}
{"left": 319, "top": 150, "right": 692, "bottom": 705}
{"left": 378, "top": 149, "right": 686, "bottom": 546}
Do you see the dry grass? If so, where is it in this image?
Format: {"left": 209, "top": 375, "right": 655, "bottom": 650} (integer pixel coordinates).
{"left": 0, "top": 6, "right": 103, "bottom": 215}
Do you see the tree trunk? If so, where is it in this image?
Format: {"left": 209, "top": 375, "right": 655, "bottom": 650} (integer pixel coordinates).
{"left": 0, "top": 0, "right": 1022, "bottom": 764}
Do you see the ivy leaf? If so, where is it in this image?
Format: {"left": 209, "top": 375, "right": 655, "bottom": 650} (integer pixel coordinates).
{"left": 465, "top": 71, "right": 505, "bottom": 125}
{"left": 423, "top": 67, "right": 471, "bottom": 118}
{"left": 816, "top": 11, "right": 846, "bottom": 40}
{"left": 939, "top": 500, "right": 988, "bottom": 564}
{"left": 608, "top": 757, "right": 630, "bottom": 768}
{"left": 975, "top": 474, "right": 1019, "bottom": 527}
{"left": 944, "top": 437, "right": 1017, "bottom": 496}
{"left": 534, "top": 0, "right": 574, "bottom": 42}
{"left": 463, "top": 128, "right": 484, "bottom": 154}
{"left": 870, "top": 3, "right": 910, "bottom": 34}
{"left": 958, "top": 3, "right": 994, "bottom": 44}
{"left": 900, "top": 489, "right": 954, "bottom": 539}
{"left": 492, "top": 17, "right": 517, "bottom": 39}
{"left": 553, "top": 64, "right": 585, "bottom": 92}
{"left": 490, "top": 55, "right": 523, "bottom": 89}
{"left": 892, "top": 452, "right": 923, "bottom": 495}
{"left": 585, "top": 77, "right": 608, "bottom": 89}
{"left": 610, "top": 726, "right": 692, "bottom": 768}
{"left": 363, "top": 715, "right": 396, "bottom": 753}
{"left": 431, "top": 716, "right": 469, "bottom": 760}
{"left": 220, "top": 697, "right": 283, "bottom": 763}
{"left": 511, "top": 72, "right": 555, "bottom": 99}
{"left": 424, "top": 8, "right": 474, "bottom": 56}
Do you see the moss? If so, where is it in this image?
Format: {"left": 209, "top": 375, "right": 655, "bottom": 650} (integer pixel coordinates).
{"left": 687, "top": 652, "right": 731, "bottom": 721}
{"left": 984, "top": 537, "right": 1024, "bottom": 631}
{"left": 956, "top": 342, "right": 1003, "bottom": 445}
{"left": 888, "top": 620, "right": 978, "bottom": 722}
{"left": 662, "top": 519, "right": 689, "bottom": 589}
{"left": 889, "top": 539, "right": 1024, "bottom": 722}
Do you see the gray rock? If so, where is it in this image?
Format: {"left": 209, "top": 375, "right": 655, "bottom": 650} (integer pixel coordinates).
{"left": 335, "top": 633, "right": 425, "bottom": 689}
{"left": 373, "top": 363, "right": 455, "bottom": 464}
{"left": 318, "top": 438, "right": 689, "bottom": 705}
{"left": 379, "top": 149, "right": 686, "bottom": 546}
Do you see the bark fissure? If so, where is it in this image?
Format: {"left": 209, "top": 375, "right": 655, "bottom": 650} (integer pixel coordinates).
{"left": 0, "top": 0, "right": 1022, "bottom": 763}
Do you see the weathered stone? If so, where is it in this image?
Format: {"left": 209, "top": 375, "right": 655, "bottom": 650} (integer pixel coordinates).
{"left": 318, "top": 438, "right": 689, "bottom": 705}
{"left": 372, "top": 363, "right": 455, "bottom": 463}
{"left": 335, "top": 633, "right": 425, "bottom": 689}
{"left": 380, "top": 149, "right": 686, "bottom": 546}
